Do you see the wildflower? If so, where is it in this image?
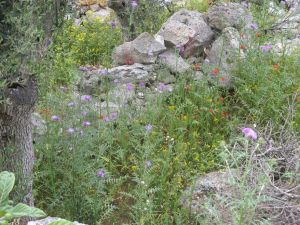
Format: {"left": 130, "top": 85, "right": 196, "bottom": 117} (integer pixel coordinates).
{"left": 157, "top": 83, "right": 167, "bottom": 92}
{"left": 260, "top": 45, "right": 272, "bottom": 52}
{"left": 145, "top": 160, "right": 152, "bottom": 169}
{"left": 82, "top": 121, "right": 91, "bottom": 126}
{"left": 127, "top": 83, "right": 134, "bottom": 91}
{"left": 220, "top": 76, "right": 225, "bottom": 81}
{"left": 139, "top": 82, "right": 145, "bottom": 88}
{"left": 109, "top": 20, "right": 116, "bottom": 28}
{"left": 67, "top": 102, "right": 76, "bottom": 107}
{"left": 221, "top": 111, "right": 229, "bottom": 118}
{"left": 273, "top": 63, "right": 279, "bottom": 71}
{"left": 103, "top": 116, "right": 110, "bottom": 122}
{"left": 81, "top": 95, "right": 92, "bottom": 101}
{"left": 240, "top": 44, "right": 246, "bottom": 50}
{"left": 131, "top": 0, "right": 138, "bottom": 8}
{"left": 145, "top": 124, "right": 153, "bottom": 133}
{"left": 97, "top": 169, "right": 105, "bottom": 178}
{"left": 211, "top": 68, "right": 220, "bottom": 75}
{"left": 255, "top": 32, "right": 261, "bottom": 38}
{"left": 250, "top": 23, "right": 258, "bottom": 30}
{"left": 194, "top": 63, "right": 201, "bottom": 71}
{"left": 110, "top": 112, "right": 118, "bottom": 121}
{"left": 66, "top": 128, "right": 75, "bottom": 134}
{"left": 241, "top": 127, "right": 258, "bottom": 140}
{"left": 296, "top": 97, "right": 300, "bottom": 103}
{"left": 81, "top": 111, "right": 88, "bottom": 116}
{"left": 51, "top": 115, "right": 60, "bottom": 121}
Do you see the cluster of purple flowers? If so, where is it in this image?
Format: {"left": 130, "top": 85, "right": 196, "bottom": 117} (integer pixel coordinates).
{"left": 241, "top": 127, "right": 258, "bottom": 140}
{"left": 131, "top": 0, "right": 138, "bottom": 8}
{"left": 103, "top": 112, "right": 118, "bottom": 123}
{"left": 260, "top": 45, "right": 272, "bottom": 53}
{"left": 157, "top": 83, "right": 173, "bottom": 93}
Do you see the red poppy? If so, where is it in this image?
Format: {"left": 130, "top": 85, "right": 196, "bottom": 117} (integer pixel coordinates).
{"left": 211, "top": 68, "right": 219, "bottom": 75}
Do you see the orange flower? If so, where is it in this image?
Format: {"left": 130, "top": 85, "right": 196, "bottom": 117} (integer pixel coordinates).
{"left": 273, "top": 63, "right": 279, "bottom": 71}
{"left": 211, "top": 68, "right": 219, "bottom": 75}
{"left": 296, "top": 97, "right": 300, "bottom": 103}
{"left": 208, "top": 108, "right": 214, "bottom": 114}
{"left": 194, "top": 63, "right": 201, "bottom": 71}
{"left": 221, "top": 111, "right": 229, "bottom": 118}
{"left": 255, "top": 32, "right": 261, "bottom": 38}
{"left": 240, "top": 44, "right": 246, "bottom": 50}
{"left": 220, "top": 76, "right": 225, "bottom": 81}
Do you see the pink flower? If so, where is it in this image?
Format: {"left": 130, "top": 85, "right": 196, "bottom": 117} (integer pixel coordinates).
{"left": 242, "top": 127, "right": 258, "bottom": 140}
{"left": 82, "top": 121, "right": 91, "bottom": 126}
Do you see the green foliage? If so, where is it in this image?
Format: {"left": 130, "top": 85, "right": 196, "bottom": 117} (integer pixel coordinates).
{"left": 183, "top": 0, "right": 211, "bottom": 12}
{"left": 118, "top": 0, "right": 171, "bottom": 39}
{"left": 0, "top": 171, "right": 46, "bottom": 224}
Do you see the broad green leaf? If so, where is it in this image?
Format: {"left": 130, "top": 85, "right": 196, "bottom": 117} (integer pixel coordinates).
{"left": 7, "top": 203, "right": 46, "bottom": 218}
{"left": 48, "top": 219, "right": 75, "bottom": 225}
{"left": 0, "top": 172, "right": 15, "bottom": 205}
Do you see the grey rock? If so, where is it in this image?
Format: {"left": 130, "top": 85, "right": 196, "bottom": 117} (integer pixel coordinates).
{"left": 109, "top": 63, "right": 157, "bottom": 84}
{"left": 157, "top": 9, "right": 214, "bottom": 58}
{"left": 181, "top": 169, "right": 238, "bottom": 224}
{"left": 158, "top": 50, "right": 191, "bottom": 74}
{"left": 32, "top": 113, "right": 47, "bottom": 136}
{"left": 27, "top": 217, "right": 86, "bottom": 225}
{"left": 207, "top": 3, "right": 253, "bottom": 31}
{"left": 273, "top": 3, "right": 300, "bottom": 36}
{"left": 206, "top": 27, "right": 244, "bottom": 87}
{"left": 77, "top": 64, "right": 156, "bottom": 95}
{"left": 112, "top": 32, "right": 166, "bottom": 65}
{"left": 273, "top": 37, "right": 300, "bottom": 55}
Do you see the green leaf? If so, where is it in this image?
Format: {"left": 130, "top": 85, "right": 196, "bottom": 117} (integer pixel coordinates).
{"left": 48, "top": 219, "right": 75, "bottom": 225}
{"left": 7, "top": 203, "right": 46, "bottom": 218}
{"left": 0, "top": 172, "right": 15, "bottom": 205}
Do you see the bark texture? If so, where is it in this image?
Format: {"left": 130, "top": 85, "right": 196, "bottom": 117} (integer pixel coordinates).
{"left": 0, "top": 74, "right": 37, "bottom": 206}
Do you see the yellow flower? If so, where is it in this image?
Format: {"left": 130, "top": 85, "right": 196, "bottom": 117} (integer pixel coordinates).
{"left": 131, "top": 165, "right": 137, "bottom": 171}
{"left": 168, "top": 105, "right": 176, "bottom": 111}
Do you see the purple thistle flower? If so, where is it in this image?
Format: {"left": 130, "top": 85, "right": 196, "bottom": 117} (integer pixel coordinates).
{"left": 67, "top": 102, "right": 76, "bottom": 107}
{"left": 250, "top": 23, "right": 258, "bottom": 30}
{"left": 241, "top": 127, "right": 258, "bottom": 140}
{"left": 67, "top": 128, "right": 75, "bottom": 134}
{"left": 110, "top": 112, "right": 118, "bottom": 121}
{"left": 139, "top": 82, "right": 145, "bottom": 88}
{"left": 97, "top": 169, "right": 105, "bottom": 178}
{"left": 82, "top": 121, "right": 91, "bottom": 126}
{"left": 103, "top": 116, "right": 110, "bottom": 122}
{"left": 81, "top": 111, "right": 88, "bottom": 116}
{"left": 145, "top": 124, "right": 153, "bottom": 133}
{"left": 81, "top": 95, "right": 92, "bottom": 101}
{"left": 157, "top": 83, "right": 167, "bottom": 93}
{"left": 131, "top": 0, "right": 138, "bottom": 8}
{"left": 51, "top": 115, "right": 60, "bottom": 121}
{"left": 260, "top": 45, "right": 272, "bottom": 52}
{"left": 127, "top": 83, "right": 134, "bottom": 91}
{"left": 109, "top": 20, "right": 116, "bottom": 28}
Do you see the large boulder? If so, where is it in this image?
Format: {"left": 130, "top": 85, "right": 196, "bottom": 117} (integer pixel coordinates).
{"left": 207, "top": 2, "right": 253, "bottom": 31}
{"left": 205, "top": 27, "right": 244, "bottom": 87}
{"left": 273, "top": 37, "right": 300, "bottom": 55}
{"left": 112, "top": 32, "right": 166, "bottom": 65}
{"left": 158, "top": 50, "right": 191, "bottom": 74}
{"left": 157, "top": 9, "right": 214, "bottom": 58}
{"left": 181, "top": 169, "right": 238, "bottom": 224}
{"left": 77, "top": 63, "right": 156, "bottom": 95}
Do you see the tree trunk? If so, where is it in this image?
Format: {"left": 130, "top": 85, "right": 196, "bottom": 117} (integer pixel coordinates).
{"left": 0, "top": 75, "right": 37, "bottom": 206}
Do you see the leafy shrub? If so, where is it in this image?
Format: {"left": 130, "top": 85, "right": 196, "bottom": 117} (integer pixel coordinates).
{"left": 0, "top": 171, "right": 46, "bottom": 225}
